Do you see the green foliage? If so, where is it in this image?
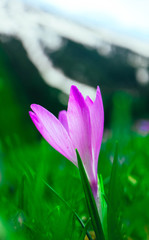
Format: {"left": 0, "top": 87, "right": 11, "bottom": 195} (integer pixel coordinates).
{"left": 0, "top": 132, "right": 149, "bottom": 240}
{"left": 107, "top": 142, "right": 123, "bottom": 240}
{"left": 77, "top": 150, "right": 105, "bottom": 240}
{"left": 99, "top": 133, "right": 149, "bottom": 240}
{"left": 0, "top": 139, "right": 88, "bottom": 240}
{"left": 0, "top": 46, "right": 37, "bottom": 143}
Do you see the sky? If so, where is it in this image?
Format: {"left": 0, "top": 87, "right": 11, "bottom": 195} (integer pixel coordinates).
{"left": 24, "top": 0, "right": 149, "bottom": 42}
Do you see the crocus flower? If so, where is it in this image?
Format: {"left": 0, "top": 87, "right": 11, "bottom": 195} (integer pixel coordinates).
{"left": 29, "top": 85, "right": 104, "bottom": 203}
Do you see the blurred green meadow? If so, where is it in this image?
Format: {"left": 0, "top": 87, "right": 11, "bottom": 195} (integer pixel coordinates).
{"left": 0, "top": 43, "right": 149, "bottom": 240}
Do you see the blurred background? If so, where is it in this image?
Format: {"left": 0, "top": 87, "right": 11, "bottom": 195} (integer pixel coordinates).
{"left": 0, "top": 0, "right": 149, "bottom": 142}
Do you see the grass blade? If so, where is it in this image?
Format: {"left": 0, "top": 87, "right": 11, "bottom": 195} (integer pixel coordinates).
{"left": 76, "top": 150, "right": 105, "bottom": 240}
{"left": 43, "top": 179, "right": 93, "bottom": 240}
{"left": 98, "top": 175, "right": 107, "bottom": 239}
{"left": 79, "top": 218, "right": 91, "bottom": 240}
{"left": 108, "top": 142, "right": 119, "bottom": 207}
{"left": 107, "top": 142, "right": 122, "bottom": 240}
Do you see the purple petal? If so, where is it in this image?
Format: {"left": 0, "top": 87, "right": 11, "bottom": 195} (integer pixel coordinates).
{"left": 29, "top": 104, "right": 77, "bottom": 165}
{"left": 58, "top": 110, "right": 69, "bottom": 133}
{"left": 89, "top": 86, "right": 104, "bottom": 176}
{"left": 67, "top": 86, "right": 95, "bottom": 183}
{"left": 85, "top": 96, "right": 93, "bottom": 108}
{"left": 90, "top": 180, "right": 98, "bottom": 199}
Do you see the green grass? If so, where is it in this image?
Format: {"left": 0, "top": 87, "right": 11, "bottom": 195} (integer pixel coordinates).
{"left": 0, "top": 138, "right": 88, "bottom": 240}
{"left": 0, "top": 131, "right": 149, "bottom": 240}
